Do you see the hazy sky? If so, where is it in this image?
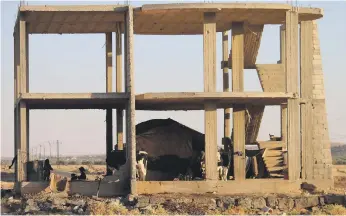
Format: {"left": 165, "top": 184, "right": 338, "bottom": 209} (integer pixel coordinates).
{"left": 1, "top": 1, "right": 346, "bottom": 157}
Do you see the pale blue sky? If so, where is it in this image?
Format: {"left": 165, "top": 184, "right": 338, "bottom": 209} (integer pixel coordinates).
{"left": 1, "top": 1, "right": 346, "bottom": 157}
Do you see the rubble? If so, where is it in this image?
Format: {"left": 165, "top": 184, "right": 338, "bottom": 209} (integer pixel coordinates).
{"left": 1, "top": 192, "right": 345, "bottom": 215}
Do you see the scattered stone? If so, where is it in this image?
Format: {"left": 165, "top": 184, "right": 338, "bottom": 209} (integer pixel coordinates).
{"left": 38, "top": 202, "right": 52, "bottom": 211}
{"left": 72, "top": 193, "right": 82, "bottom": 198}
{"left": 266, "top": 196, "right": 278, "bottom": 208}
{"left": 135, "top": 196, "right": 150, "bottom": 208}
{"left": 66, "top": 199, "right": 86, "bottom": 207}
{"left": 1, "top": 205, "right": 11, "bottom": 214}
{"left": 192, "top": 197, "right": 211, "bottom": 205}
{"left": 237, "top": 197, "right": 252, "bottom": 208}
{"left": 208, "top": 199, "right": 217, "bottom": 210}
{"left": 73, "top": 205, "right": 79, "bottom": 213}
{"left": 140, "top": 205, "right": 153, "bottom": 214}
{"left": 252, "top": 197, "right": 266, "bottom": 209}
{"left": 175, "top": 197, "right": 192, "bottom": 204}
{"left": 77, "top": 208, "right": 84, "bottom": 214}
{"left": 1, "top": 189, "right": 12, "bottom": 198}
{"left": 324, "top": 195, "right": 345, "bottom": 205}
{"left": 319, "top": 196, "right": 325, "bottom": 206}
{"left": 125, "top": 194, "right": 136, "bottom": 206}
{"left": 52, "top": 198, "right": 66, "bottom": 206}
{"left": 295, "top": 197, "right": 319, "bottom": 209}
{"left": 24, "top": 200, "right": 39, "bottom": 213}
{"left": 261, "top": 206, "right": 273, "bottom": 214}
{"left": 220, "top": 196, "right": 236, "bottom": 208}
{"left": 26, "top": 199, "right": 35, "bottom": 206}
{"left": 301, "top": 182, "right": 317, "bottom": 192}
{"left": 216, "top": 199, "right": 223, "bottom": 208}
{"left": 149, "top": 196, "right": 166, "bottom": 205}
{"left": 300, "top": 208, "right": 309, "bottom": 215}
{"left": 277, "top": 198, "right": 294, "bottom": 210}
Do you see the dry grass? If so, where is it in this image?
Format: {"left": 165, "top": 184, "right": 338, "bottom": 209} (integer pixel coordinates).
{"left": 222, "top": 206, "right": 249, "bottom": 215}
{"left": 89, "top": 201, "right": 128, "bottom": 215}
{"left": 333, "top": 165, "right": 346, "bottom": 177}
{"left": 141, "top": 204, "right": 169, "bottom": 215}
{"left": 318, "top": 204, "right": 346, "bottom": 215}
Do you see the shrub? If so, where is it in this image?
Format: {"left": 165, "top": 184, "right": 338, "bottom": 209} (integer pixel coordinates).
{"left": 81, "top": 160, "right": 91, "bottom": 165}
{"left": 93, "top": 160, "right": 106, "bottom": 165}
{"left": 67, "top": 161, "right": 77, "bottom": 165}
{"left": 56, "top": 161, "right": 65, "bottom": 165}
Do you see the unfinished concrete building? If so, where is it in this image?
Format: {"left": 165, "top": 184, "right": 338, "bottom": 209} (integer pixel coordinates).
{"left": 13, "top": 3, "right": 333, "bottom": 195}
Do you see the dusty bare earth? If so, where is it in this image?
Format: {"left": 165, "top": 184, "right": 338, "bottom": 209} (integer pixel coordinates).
{"left": 1, "top": 164, "right": 346, "bottom": 215}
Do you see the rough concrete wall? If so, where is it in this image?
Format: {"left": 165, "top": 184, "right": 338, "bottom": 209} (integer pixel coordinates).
{"left": 311, "top": 21, "right": 333, "bottom": 180}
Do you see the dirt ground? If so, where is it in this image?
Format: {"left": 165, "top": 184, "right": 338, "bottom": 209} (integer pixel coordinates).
{"left": 0, "top": 164, "right": 106, "bottom": 185}
{"left": 2, "top": 164, "right": 346, "bottom": 190}
{"left": 1, "top": 164, "right": 346, "bottom": 215}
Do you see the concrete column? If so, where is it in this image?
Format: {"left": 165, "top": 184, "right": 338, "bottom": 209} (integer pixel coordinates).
{"left": 310, "top": 21, "right": 333, "bottom": 180}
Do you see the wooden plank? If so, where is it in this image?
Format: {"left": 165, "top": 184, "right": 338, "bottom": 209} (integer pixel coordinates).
{"left": 116, "top": 23, "right": 124, "bottom": 151}
{"left": 203, "top": 12, "right": 217, "bottom": 181}
{"left": 222, "top": 31, "right": 231, "bottom": 152}
{"left": 136, "top": 180, "right": 301, "bottom": 195}
{"left": 285, "top": 9, "right": 300, "bottom": 181}
{"left": 232, "top": 22, "right": 245, "bottom": 181}
{"left": 125, "top": 6, "right": 136, "bottom": 194}
{"left": 300, "top": 21, "right": 313, "bottom": 180}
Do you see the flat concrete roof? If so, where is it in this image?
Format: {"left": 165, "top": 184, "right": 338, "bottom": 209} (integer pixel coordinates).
{"left": 19, "top": 92, "right": 293, "bottom": 110}
{"left": 19, "top": 93, "right": 129, "bottom": 109}
{"left": 135, "top": 92, "right": 294, "bottom": 110}
{"left": 17, "top": 3, "right": 323, "bottom": 35}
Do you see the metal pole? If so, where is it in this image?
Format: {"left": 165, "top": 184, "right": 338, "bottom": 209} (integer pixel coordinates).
{"left": 49, "top": 141, "right": 52, "bottom": 159}
{"left": 57, "top": 140, "right": 60, "bottom": 167}
{"left": 39, "top": 144, "right": 42, "bottom": 160}
{"left": 43, "top": 145, "right": 45, "bottom": 159}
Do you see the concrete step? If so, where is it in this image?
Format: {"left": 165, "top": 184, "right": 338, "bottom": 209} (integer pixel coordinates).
{"left": 269, "top": 173, "right": 284, "bottom": 178}
{"left": 265, "top": 150, "right": 283, "bottom": 157}
{"left": 267, "top": 166, "right": 285, "bottom": 173}
{"left": 265, "top": 161, "right": 284, "bottom": 168}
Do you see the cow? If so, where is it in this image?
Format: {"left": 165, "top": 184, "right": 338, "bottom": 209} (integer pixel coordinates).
{"left": 106, "top": 148, "right": 126, "bottom": 175}
{"left": 136, "top": 151, "right": 148, "bottom": 181}
{"left": 106, "top": 147, "right": 150, "bottom": 180}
